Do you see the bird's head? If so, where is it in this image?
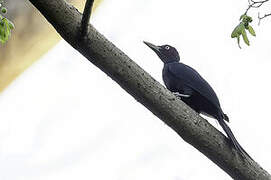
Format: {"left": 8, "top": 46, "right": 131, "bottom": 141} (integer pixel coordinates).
{"left": 143, "top": 41, "right": 180, "bottom": 63}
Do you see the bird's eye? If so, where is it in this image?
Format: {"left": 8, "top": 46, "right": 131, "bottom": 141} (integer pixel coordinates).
{"left": 165, "top": 46, "right": 170, "bottom": 50}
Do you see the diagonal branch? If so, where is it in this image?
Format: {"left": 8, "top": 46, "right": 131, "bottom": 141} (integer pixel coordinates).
{"left": 81, "top": 0, "right": 94, "bottom": 36}
{"left": 27, "top": 0, "right": 271, "bottom": 179}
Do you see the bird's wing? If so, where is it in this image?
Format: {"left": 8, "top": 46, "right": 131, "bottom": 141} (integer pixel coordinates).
{"left": 168, "top": 62, "right": 221, "bottom": 108}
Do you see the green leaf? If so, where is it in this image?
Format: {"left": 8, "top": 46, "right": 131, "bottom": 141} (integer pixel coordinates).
{"left": 237, "top": 35, "right": 241, "bottom": 49}
{"left": 231, "top": 23, "right": 247, "bottom": 48}
{"left": 248, "top": 25, "right": 256, "bottom": 36}
{"left": 3, "top": 18, "right": 10, "bottom": 38}
{"left": 8, "top": 20, "right": 14, "bottom": 29}
{"left": 240, "top": 14, "right": 246, "bottom": 20}
{"left": 231, "top": 23, "right": 245, "bottom": 38}
{"left": 241, "top": 29, "right": 249, "bottom": 46}
{"left": 242, "top": 15, "right": 252, "bottom": 23}
{"left": 0, "top": 24, "right": 5, "bottom": 44}
{"left": 0, "top": 17, "right": 13, "bottom": 44}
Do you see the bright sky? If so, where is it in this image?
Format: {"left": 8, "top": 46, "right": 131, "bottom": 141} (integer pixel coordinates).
{"left": 1, "top": 0, "right": 271, "bottom": 179}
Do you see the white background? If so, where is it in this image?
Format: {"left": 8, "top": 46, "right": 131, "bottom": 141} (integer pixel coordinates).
{"left": 1, "top": 0, "right": 271, "bottom": 179}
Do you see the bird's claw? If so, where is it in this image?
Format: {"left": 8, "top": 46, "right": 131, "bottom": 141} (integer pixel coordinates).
{"left": 173, "top": 92, "right": 190, "bottom": 98}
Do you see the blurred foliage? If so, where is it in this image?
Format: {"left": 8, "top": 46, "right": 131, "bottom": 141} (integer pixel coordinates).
{"left": 231, "top": 15, "right": 256, "bottom": 48}
{"left": 0, "top": 1, "right": 14, "bottom": 44}
{"left": 0, "top": 0, "right": 103, "bottom": 92}
{"left": 0, "top": 0, "right": 60, "bottom": 92}
{"left": 0, "top": 16, "right": 14, "bottom": 44}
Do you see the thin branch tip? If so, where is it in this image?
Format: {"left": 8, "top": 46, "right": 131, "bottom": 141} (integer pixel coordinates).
{"left": 258, "top": 12, "right": 271, "bottom": 25}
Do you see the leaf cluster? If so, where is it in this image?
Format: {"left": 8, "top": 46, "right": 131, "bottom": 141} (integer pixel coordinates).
{"left": 0, "top": 16, "right": 14, "bottom": 44}
{"left": 231, "top": 15, "right": 256, "bottom": 48}
{"left": 0, "top": 1, "right": 14, "bottom": 44}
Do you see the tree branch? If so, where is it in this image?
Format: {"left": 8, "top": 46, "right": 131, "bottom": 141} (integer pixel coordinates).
{"left": 81, "top": 0, "right": 94, "bottom": 36}
{"left": 258, "top": 11, "right": 271, "bottom": 24}
{"left": 244, "top": 0, "right": 271, "bottom": 25}
{"left": 27, "top": 0, "right": 271, "bottom": 179}
{"left": 244, "top": 0, "right": 269, "bottom": 15}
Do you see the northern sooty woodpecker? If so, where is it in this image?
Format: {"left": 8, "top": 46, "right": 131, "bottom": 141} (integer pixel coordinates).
{"left": 144, "top": 41, "right": 250, "bottom": 158}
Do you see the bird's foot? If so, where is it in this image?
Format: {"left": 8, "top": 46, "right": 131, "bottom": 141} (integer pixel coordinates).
{"left": 172, "top": 92, "right": 191, "bottom": 98}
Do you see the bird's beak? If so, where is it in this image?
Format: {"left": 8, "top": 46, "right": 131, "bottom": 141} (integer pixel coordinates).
{"left": 143, "top": 41, "right": 161, "bottom": 54}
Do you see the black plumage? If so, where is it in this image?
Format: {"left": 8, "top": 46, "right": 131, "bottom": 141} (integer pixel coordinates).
{"left": 144, "top": 41, "right": 249, "bottom": 158}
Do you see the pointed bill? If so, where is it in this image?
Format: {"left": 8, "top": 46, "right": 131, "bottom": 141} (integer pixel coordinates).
{"left": 143, "top": 41, "right": 161, "bottom": 53}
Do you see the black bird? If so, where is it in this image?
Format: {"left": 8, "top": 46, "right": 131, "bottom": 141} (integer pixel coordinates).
{"left": 144, "top": 41, "right": 249, "bottom": 158}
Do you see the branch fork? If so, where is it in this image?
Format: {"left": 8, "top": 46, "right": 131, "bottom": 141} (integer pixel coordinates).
{"left": 81, "top": 0, "right": 94, "bottom": 36}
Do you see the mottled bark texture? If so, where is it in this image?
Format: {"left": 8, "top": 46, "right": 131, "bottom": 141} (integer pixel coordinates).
{"left": 27, "top": 0, "right": 271, "bottom": 179}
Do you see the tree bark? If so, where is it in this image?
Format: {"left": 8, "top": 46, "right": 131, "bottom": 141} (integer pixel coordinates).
{"left": 27, "top": 0, "right": 271, "bottom": 179}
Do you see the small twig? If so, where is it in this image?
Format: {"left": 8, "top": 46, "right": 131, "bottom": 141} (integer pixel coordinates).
{"left": 258, "top": 12, "right": 271, "bottom": 25}
{"left": 244, "top": 0, "right": 269, "bottom": 15}
{"left": 81, "top": 0, "right": 94, "bottom": 36}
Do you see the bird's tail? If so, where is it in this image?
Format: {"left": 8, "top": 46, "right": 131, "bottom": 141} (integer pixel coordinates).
{"left": 223, "top": 113, "right": 229, "bottom": 122}
{"left": 218, "top": 119, "right": 251, "bottom": 159}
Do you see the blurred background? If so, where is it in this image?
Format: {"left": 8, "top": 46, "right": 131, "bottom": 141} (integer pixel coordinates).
{"left": 1, "top": 0, "right": 271, "bottom": 179}
{"left": 0, "top": 0, "right": 102, "bottom": 91}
